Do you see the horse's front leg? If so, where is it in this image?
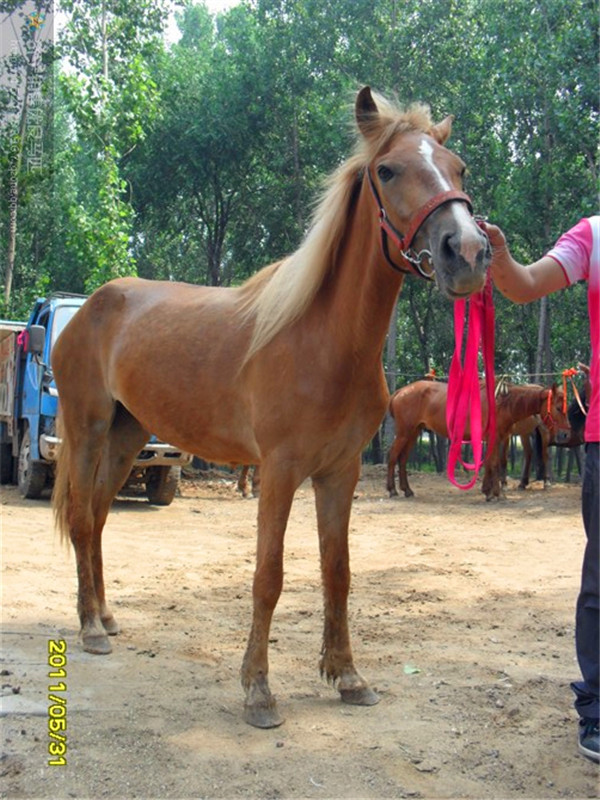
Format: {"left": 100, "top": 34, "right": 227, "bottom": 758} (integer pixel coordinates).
{"left": 483, "top": 448, "right": 504, "bottom": 501}
{"left": 241, "top": 465, "right": 297, "bottom": 728}
{"left": 313, "top": 458, "right": 379, "bottom": 707}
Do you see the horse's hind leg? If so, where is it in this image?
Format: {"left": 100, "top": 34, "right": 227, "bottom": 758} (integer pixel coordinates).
{"left": 62, "top": 404, "right": 148, "bottom": 654}
{"left": 90, "top": 406, "right": 149, "bottom": 641}
{"left": 398, "top": 433, "right": 419, "bottom": 498}
{"left": 313, "top": 457, "right": 379, "bottom": 707}
{"left": 60, "top": 423, "right": 114, "bottom": 654}
{"left": 386, "top": 436, "right": 401, "bottom": 496}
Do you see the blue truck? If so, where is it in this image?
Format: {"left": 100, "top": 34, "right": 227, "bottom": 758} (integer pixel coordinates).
{"left": 0, "top": 292, "right": 191, "bottom": 504}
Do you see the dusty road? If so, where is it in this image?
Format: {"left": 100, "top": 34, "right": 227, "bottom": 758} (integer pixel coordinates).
{"left": 1, "top": 467, "right": 598, "bottom": 799}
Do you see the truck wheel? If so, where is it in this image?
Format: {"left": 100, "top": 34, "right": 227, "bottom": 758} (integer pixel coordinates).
{"left": 146, "top": 466, "right": 181, "bottom": 506}
{"left": 0, "top": 442, "right": 13, "bottom": 484}
{"left": 18, "top": 428, "right": 48, "bottom": 499}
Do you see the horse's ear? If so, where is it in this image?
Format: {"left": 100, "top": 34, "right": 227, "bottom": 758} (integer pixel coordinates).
{"left": 356, "top": 86, "right": 379, "bottom": 138}
{"left": 430, "top": 115, "right": 454, "bottom": 145}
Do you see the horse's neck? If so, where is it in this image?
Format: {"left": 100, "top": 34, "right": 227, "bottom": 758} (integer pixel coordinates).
{"left": 318, "top": 189, "right": 404, "bottom": 359}
{"left": 510, "top": 386, "right": 545, "bottom": 420}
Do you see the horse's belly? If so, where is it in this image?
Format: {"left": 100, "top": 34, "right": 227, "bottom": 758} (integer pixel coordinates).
{"left": 111, "top": 359, "right": 259, "bottom": 465}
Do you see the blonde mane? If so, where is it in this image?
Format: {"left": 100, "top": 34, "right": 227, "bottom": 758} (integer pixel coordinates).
{"left": 239, "top": 93, "right": 434, "bottom": 363}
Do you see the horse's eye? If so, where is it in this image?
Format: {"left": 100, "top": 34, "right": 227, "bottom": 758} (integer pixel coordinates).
{"left": 377, "top": 165, "right": 394, "bottom": 183}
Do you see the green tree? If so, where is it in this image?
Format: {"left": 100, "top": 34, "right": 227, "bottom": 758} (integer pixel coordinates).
{"left": 0, "top": 0, "right": 55, "bottom": 313}
{"left": 57, "top": 0, "right": 169, "bottom": 291}
{"left": 128, "top": 3, "right": 270, "bottom": 285}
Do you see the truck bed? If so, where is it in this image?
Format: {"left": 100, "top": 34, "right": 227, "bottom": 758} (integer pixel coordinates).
{"left": 0, "top": 322, "right": 25, "bottom": 421}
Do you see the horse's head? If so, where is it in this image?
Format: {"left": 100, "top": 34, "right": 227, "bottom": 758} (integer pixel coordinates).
{"left": 543, "top": 383, "right": 571, "bottom": 443}
{"left": 356, "top": 87, "right": 490, "bottom": 299}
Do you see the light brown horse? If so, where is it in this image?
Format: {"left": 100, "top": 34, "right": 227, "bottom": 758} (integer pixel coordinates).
{"left": 52, "top": 87, "right": 490, "bottom": 728}
{"left": 387, "top": 379, "right": 569, "bottom": 499}
{"left": 501, "top": 388, "right": 587, "bottom": 488}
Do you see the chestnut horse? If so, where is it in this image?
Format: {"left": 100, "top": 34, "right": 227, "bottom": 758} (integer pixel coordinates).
{"left": 387, "top": 379, "right": 569, "bottom": 500}
{"left": 52, "top": 87, "right": 490, "bottom": 728}
{"left": 501, "top": 389, "right": 587, "bottom": 488}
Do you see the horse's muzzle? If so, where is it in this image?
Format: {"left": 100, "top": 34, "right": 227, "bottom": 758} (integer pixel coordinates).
{"left": 434, "top": 228, "right": 490, "bottom": 299}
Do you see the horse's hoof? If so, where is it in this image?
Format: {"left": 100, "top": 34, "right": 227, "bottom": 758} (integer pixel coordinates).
{"left": 404, "top": 490, "right": 414, "bottom": 499}
{"left": 101, "top": 616, "right": 120, "bottom": 636}
{"left": 388, "top": 488, "right": 398, "bottom": 498}
{"left": 243, "top": 701, "right": 284, "bottom": 728}
{"left": 340, "top": 685, "right": 380, "bottom": 706}
{"left": 82, "top": 634, "right": 112, "bottom": 655}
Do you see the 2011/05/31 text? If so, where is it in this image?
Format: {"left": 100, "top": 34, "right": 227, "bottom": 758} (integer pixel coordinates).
{"left": 47, "top": 639, "right": 67, "bottom": 766}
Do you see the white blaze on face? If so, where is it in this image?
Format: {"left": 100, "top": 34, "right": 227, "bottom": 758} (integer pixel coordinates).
{"left": 418, "top": 136, "right": 474, "bottom": 243}
{"left": 418, "top": 138, "right": 451, "bottom": 191}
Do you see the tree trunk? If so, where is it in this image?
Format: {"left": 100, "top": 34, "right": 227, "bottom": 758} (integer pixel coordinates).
{"left": 5, "top": 73, "right": 30, "bottom": 307}
{"left": 534, "top": 295, "right": 550, "bottom": 383}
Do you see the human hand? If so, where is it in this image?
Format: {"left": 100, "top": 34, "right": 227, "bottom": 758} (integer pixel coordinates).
{"left": 478, "top": 221, "right": 507, "bottom": 252}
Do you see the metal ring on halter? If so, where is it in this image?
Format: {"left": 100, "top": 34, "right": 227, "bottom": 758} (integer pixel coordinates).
{"left": 401, "top": 248, "right": 435, "bottom": 280}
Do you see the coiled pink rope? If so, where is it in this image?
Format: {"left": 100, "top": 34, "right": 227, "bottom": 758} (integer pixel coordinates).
{"left": 446, "top": 274, "right": 496, "bottom": 490}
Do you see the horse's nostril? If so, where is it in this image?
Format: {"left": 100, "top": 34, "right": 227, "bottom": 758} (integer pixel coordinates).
{"left": 442, "top": 232, "right": 458, "bottom": 257}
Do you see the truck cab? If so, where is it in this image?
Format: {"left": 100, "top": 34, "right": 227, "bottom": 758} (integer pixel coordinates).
{"left": 0, "top": 293, "right": 191, "bottom": 504}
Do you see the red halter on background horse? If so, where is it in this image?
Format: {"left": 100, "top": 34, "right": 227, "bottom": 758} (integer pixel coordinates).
{"left": 52, "top": 87, "right": 490, "bottom": 728}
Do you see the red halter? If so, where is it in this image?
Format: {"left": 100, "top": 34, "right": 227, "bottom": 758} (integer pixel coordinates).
{"left": 542, "top": 387, "right": 570, "bottom": 432}
{"left": 366, "top": 168, "right": 473, "bottom": 279}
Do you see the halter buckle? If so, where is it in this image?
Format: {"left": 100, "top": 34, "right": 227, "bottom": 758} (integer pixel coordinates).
{"left": 401, "top": 248, "right": 435, "bottom": 281}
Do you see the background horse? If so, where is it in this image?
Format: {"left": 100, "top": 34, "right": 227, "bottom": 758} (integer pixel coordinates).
{"left": 502, "top": 389, "right": 587, "bottom": 489}
{"left": 51, "top": 87, "right": 489, "bottom": 728}
{"left": 387, "top": 379, "right": 569, "bottom": 500}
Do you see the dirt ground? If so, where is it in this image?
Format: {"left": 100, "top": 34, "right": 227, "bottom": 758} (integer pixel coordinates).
{"left": 1, "top": 465, "right": 598, "bottom": 800}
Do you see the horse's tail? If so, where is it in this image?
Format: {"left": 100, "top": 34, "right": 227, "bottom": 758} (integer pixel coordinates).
{"left": 52, "top": 418, "right": 71, "bottom": 547}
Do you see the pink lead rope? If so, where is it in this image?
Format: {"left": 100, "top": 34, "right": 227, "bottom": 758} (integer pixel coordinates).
{"left": 446, "top": 273, "right": 496, "bottom": 490}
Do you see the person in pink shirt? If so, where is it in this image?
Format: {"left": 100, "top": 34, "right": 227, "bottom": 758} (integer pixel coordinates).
{"left": 481, "top": 216, "right": 599, "bottom": 763}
